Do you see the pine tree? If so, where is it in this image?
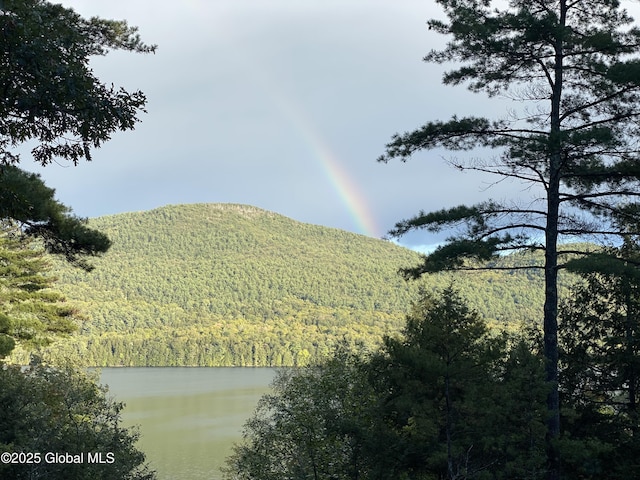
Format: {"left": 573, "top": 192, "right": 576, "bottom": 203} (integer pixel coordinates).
{"left": 0, "top": 0, "right": 154, "bottom": 266}
{"left": 0, "top": 225, "right": 79, "bottom": 359}
{"left": 378, "top": 2, "right": 640, "bottom": 476}
{"left": 369, "top": 287, "right": 546, "bottom": 479}
{"left": 0, "top": 165, "right": 110, "bottom": 270}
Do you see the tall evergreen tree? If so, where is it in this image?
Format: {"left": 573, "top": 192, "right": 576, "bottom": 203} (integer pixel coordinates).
{"left": 371, "top": 288, "right": 500, "bottom": 478}
{"left": 369, "top": 287, "right": 547, "bottom": 479}
{"left": 0, "top": 225, "right": 80, "bottom": 359}
{"left": 378, "top": 2, "right": 640, "bottom": 476}
{"left": 0, "top": 3, "right": 155, "bottom": 477}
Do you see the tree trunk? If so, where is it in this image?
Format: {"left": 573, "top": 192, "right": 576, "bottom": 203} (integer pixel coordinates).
{"left": 445, "top": 370, "right": 454, "bottom": 480}
{"left": 544, "top": 182, "right": 561, "bottom": 480}
{"left": 544, "top": 3, "right": 567, "bottom": 479}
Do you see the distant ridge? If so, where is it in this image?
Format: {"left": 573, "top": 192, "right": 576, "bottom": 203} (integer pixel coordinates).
{"left": 41, "top": 203, "right": 549, "bottom": 367}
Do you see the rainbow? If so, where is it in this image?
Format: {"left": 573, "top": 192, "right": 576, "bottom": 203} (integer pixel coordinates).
{"left": 278, "top": 98, "right": 380, "bottom": 238}
{"left": 228, "top": 38, "right": 381, "bottom": 238}
{"left": 316, "top": 148, "right": 380, "bottom": 239}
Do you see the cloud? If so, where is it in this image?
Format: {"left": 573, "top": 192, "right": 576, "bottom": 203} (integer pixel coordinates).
{"left": 23, "top": 0, "right": 535, "bottom": 243}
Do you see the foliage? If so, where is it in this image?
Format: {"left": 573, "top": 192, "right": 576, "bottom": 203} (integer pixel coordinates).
{"left": 41, "top": 203, "right": 570, "bottom": 367}
{"left": 0, "top": 363, "right": 155, "bottom": 480}
{"left": 223, "top": 350, "right": 378, "bottom": 480}
{"left": 378, "top": 1, "right": 640, "bottom": 474}
{"left": 379, "top": 0, "right": 640, "bottom": 271}
{"left": 369, "top": 288, "right": 548, "bottom": 479}
{"left": 224, "top": 267, "right": 640, "bottom": 479}
{"left": 225, "top": 288, "right": 549, "bottom": 480}
{"left": 0, "top": 3, "right": 154, "bottom": 479}
{"left": 0, "top": 0, "right": 155, "bottom": 166}
{"left": 0, "top": 0, "right": 155, "bottom": 269}
{"left": 559, "top": 238, "right": 640, "bottom": 478}
{"left": 370, "top": 287, "right": 504, "bottom": 478}
{"left": 0, "top": 226, "right": 81, "bottom": 359}
{"left": 0, "top": 166, "right": 111, "bottom": 270}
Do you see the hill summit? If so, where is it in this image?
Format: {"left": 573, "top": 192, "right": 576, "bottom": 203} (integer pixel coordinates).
{"left": 44, "top": 203, "right": 545, "bottom": 366}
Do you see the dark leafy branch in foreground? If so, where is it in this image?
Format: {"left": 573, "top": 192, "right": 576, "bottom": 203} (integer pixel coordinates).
{"left": 0, "top": 0, "right": 156, "bottom": 166}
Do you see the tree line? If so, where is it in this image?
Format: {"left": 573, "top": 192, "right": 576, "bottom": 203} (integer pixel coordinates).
{"left": 5, "top": 0, "right": 640, "bottom": 479}
{"left": 375, "top": 0, "right": 640, "bottom": 477}
{"left": 34, "top": 203, "right": 568, "bottom": 367}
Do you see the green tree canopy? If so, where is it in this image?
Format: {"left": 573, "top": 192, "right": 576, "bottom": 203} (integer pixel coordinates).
{"left": 559, "top": 238, "right": 640, "bottom": 478}
{"left": 0, "top": 166, "right": 111, "bottom": 270}
{"left": 224, "top": 350, "right": 379, "bottom": 480}
{"left": 225, "top": 288, "right": 549, "bottom": 480}
{"left": 369, "top": 287, "right": 547, "bottom": 479}
{"left": 0, "top": 0, "right": 154, "bottom": 267}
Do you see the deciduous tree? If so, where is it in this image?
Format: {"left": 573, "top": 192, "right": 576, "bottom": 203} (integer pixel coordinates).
{"left": 0, "top": 364, "right": 156, "bottom": 480}
{"left": 0, "top": 0, "right": 155, "bottom": 166}
{"left": 223, "top": 349, "right": 378, "bottom": 480}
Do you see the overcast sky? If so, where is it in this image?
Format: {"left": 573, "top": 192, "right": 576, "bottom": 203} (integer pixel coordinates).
{"left": 25, "top": 0, "right": 530, "bottom": 250}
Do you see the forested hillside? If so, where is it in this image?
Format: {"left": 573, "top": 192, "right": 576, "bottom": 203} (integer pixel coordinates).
{"left": 39, "top": 204, "right": 556, "bottom": 366}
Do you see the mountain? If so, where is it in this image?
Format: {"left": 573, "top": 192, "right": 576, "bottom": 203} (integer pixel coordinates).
{"left": 41, "top": 203, "right": 551, "bottom": 367}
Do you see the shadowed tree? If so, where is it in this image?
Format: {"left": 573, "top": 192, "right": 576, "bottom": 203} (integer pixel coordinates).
{"left": 0, "top": 0, "right": 155, "bottom": 166}
{"left": 369, "top": 287, "right": 547, "bottom": 479}
{"left": 378, "top": 1, "right": 640, "bottom": 477}
{"left": 0, "top": 364, "right": 156, "bottom": 480}
{"left": 223, "top": 349, "right": 379, "bottom": 480}
{"left": 0, "top": 4, "right": 155, "bottom": 477}
{"left": 559, "top": 238, "right": 640, "bottom": 478}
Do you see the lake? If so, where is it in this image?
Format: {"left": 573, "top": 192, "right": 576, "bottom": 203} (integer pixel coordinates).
{"left": 99, "top": 367, "right": 277, "bottom": 480}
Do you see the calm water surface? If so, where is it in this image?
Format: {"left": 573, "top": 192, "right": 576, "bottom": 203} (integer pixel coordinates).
{"left": 99, "top": 367, "right": 276, "bottom": 480}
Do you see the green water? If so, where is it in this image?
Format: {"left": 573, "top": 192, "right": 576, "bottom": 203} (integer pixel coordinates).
{"left": 99, "top": 367, "right": 276, "bottom": 480}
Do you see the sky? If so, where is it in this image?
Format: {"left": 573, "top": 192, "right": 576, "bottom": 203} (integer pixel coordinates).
{"left": 25, "top": 0, "right": 529, "bottom": 250}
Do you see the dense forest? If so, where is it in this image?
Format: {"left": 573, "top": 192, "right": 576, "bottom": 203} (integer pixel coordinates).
{"left": 32, "top": 203, "right": 571, "bottom": 367}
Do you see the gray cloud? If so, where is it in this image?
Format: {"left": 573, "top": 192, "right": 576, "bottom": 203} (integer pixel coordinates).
{"left": 25, "top": 0, "right": 531, "bottom": 248}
